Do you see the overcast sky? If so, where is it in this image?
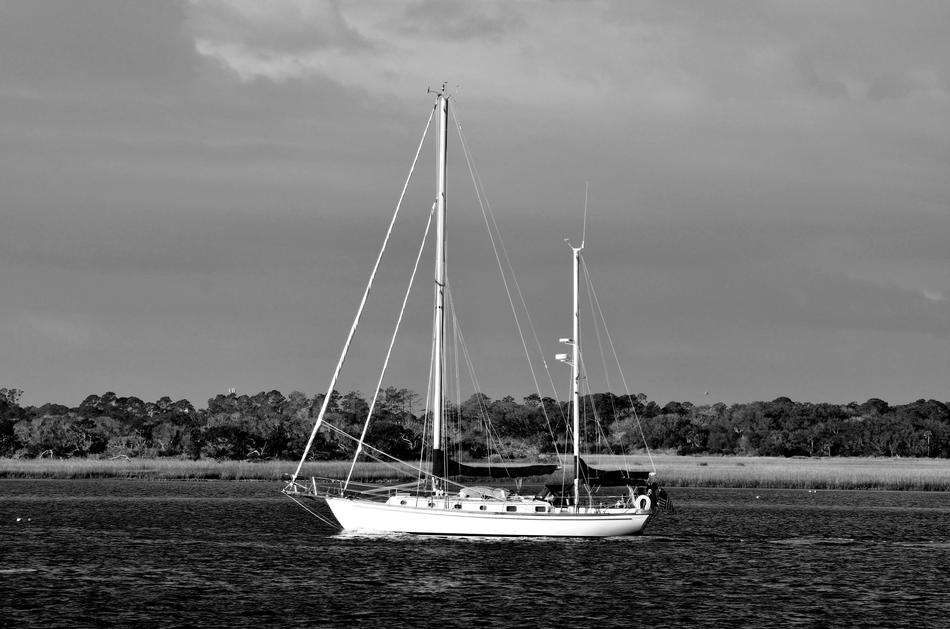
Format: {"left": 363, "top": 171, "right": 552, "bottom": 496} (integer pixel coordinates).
{"left": 2, "top": 1, "right": 948, "bottom": 407}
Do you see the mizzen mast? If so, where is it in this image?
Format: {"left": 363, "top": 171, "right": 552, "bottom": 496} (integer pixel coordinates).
{"left": 557, "top": 238, "right": 584, "bottom": 510}
{"left": 570, "top": 242, "right": 583, "bottom": 510}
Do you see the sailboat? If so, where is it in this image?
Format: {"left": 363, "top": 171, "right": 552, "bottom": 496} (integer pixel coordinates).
{"left": 283, "top": 87, "right": 669, "bottom": 536}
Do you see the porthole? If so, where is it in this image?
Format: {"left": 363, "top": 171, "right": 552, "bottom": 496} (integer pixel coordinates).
{"left": 479, "top": 505, "right": 487, "bottom": 511}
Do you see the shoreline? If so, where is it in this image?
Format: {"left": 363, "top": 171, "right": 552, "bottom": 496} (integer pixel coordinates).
{"left": 1, "top": 455, "right": 948, "bottom": 490}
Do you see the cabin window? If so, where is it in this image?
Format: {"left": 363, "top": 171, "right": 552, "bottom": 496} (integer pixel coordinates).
{"left": 453, "top": 503, "right": 462, "bottom": 510}
{"left": 535, "top": 506, "right": 547, "bottom": 513}
{"left": 479, "top": 505, "right": 487, "bottom": 511}
{"left": 506, "top": 506, "right": 517, "bottom": 512}
{"left": 400, "top": 500, "right": 407, "bottom": 505}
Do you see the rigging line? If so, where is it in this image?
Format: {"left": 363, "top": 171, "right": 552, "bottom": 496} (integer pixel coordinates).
{"left": 583, "top": 260, "right": 637, "bottom": 474}
{"left": 424, "top": 233, "right": 440, "bottom": 473}
{"left": 458, "top": 336, "right": 519, "bottom": 473}
{"left": 344, "top": 202, "right": 437, "bottom": 491}
{"left": 450, "top": 103, "right": 555, "bottom": 395}
{"left": 582, "top": 254, "right": 615, "bottom": 394}
{"left": 458, "top": 118, "right": 566, "bottom": 429}
{"left": 576, "top": 349, "right": 603, "bottom": 454}
{"left": 582, "top": 286, "right": 645, "bottom": 478}
{"left": 350, "top": 445, "right": 422, "bottom": 479}
{"left": 312, "top": 409, "right": 431, "bottom": 475}
{"left": 578, "top": 348, "right": 618, "bottom": 459}
{"left": 452, "top": 288, "right": 462, "bottom": 462}
{"left": 291, "top": 103, "right": 438, "bottom": 482}
{"left": 306, "top": 424, "right": 444, "bottom": 490}
{"left": 453, "top": 292, "right": 464, "bottom": 466}
{"left": 581, "top": 255, "right": 627, "bottom": 464}
{"left": 451, "top": 107, "right": 566, "bottom": 453}
{"left": 284, "top": 493, "right": 339, "bottom": 529}
{"left": 447, "top": 290, "right": 502, "bottom": 467}
{"left": 583, "top": 257, "right": 656, "bottom": 474}
{"left": 417, "top": 323, "right": 436, "bottom": 489}
{"left": 320, "top": 420, "right": 433, "bottom": 480}
{"left": 447, "top": 282, "right": 463, "bottom": 465}
{"left": 447, "top": 295, "right": 515, "bottom": 471}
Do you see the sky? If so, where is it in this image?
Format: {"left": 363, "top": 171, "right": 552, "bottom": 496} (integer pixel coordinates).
{"left": 1, "top": 0, "right": 948, "bottom": 408}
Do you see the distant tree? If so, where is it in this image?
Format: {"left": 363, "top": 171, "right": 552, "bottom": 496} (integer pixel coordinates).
{"left": 13, "top": 414, "right": 107, "bottom": 457}
{"left": 859, "top": 398, "right": 890, "bottom": 416}
{"left": 5, "top": 386, "right": 949, "bottom": 460}
{"left": 0, "top": 388, "right": 26, "bottom": 455}
{"left": 1, "top": 388, "right": 23, "bottom": 406}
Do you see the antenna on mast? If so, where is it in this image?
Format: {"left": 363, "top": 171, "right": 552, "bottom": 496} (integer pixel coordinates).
{"left": 581, "top": 181, "right": 589, "bottom": 248}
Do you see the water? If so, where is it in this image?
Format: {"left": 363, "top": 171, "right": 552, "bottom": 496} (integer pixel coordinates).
{"left": 2, "top": 480, "right": 947, "bottom": 628}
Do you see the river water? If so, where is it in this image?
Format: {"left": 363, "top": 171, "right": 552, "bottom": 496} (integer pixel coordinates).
{"left": 1, "top": 480, "right": 947, "bottom": 628}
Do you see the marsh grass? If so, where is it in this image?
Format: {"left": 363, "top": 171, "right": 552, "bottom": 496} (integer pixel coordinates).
{"left": 0, "top": 458, "right": 406, "bottom": 483}
{"left": 588, "top": 454, "right": 950, "bottom": 491}
{"left": 1, "top": 455, "right": 948, "bottom": 490}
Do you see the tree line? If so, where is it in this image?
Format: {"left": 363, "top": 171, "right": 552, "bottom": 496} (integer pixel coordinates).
{"left": 1, "top": 386, "right": 948, "bottom": 460}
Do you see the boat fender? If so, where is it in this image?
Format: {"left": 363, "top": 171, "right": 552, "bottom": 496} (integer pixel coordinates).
{"left": 634, "top": 495, "right": 651, "bottom": 511}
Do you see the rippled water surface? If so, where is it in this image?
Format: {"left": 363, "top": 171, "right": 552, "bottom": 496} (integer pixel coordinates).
{"left": 2, "top": 480, "right": 948, "bottom": 627}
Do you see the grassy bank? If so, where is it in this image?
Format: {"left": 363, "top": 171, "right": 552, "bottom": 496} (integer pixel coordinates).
{"left": 597, "top": 455, "right": 950, "bottom": 491}
{"left": 0, "top": 458, "right": 367, "bottom": 482}
{"left": 0, "top": 454, "right": 950, "bottom": 491}
{"left": 2, "top": 455, "right": 949, "bottom": 490}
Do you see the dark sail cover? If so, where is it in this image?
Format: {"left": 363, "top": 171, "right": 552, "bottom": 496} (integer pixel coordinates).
{"left": 579, "top": 457, "right": 651, "bottom": 486}
{"left": 432, "top": 449, "right": 559, "bottom": 479}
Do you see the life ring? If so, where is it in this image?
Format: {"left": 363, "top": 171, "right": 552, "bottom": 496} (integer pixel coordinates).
{"left": 634, "top": 495, "right": 651, "bottom": 511}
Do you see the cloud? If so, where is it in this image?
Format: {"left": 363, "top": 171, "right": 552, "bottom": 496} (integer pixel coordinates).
{"left": 188, "top": 0, "right": 371, "bottom": 53}
{"left": 398, "top": 0, "right": 527, "bottom": 42}
{"left": 14, "top": 312, "right": 105, "bottom": 352}
{"left": 181, "top": 1, "right": 690, "bottom": 109}
{"left": 867, "top": 68, "right": 949, "bottom": 104}
{"left": 732, "top": 263, "right": 950, "bottom": 338}
{"left": 180, "top": 0, "right": 950, "bottom": 120}
{"left": 0, "top": 0, "right": 196, "bottom": 90}
{"left": 0, "top": 203, "right": 382, "bottom": 277}
{"left": 187, "top": 0, "right": 373, "bottom": 83}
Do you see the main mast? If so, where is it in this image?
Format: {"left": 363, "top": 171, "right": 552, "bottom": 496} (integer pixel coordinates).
{"left": 432, "top": 86, "right": 448, "bottom": 485}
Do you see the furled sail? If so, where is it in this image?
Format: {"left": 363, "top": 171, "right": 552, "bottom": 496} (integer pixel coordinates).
{"left": 432, "top": 449, "right": 559, "bottom": 479}
{"left": 579, "top": 457, "right": 651, "bottom": 486}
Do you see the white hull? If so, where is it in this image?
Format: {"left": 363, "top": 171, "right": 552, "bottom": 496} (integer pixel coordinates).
{"left": 325, "top": 496, "right": 652, "bottom": 537}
